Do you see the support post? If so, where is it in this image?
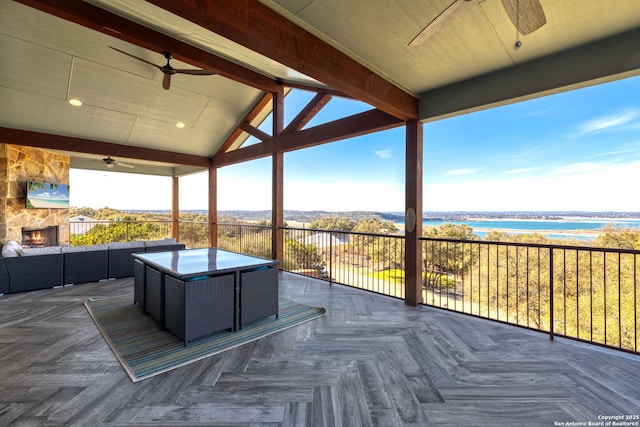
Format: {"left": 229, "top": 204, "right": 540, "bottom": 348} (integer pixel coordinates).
{"left": 549, "top": 249, "right": 554, "bottom": 340}
{"left": 405, "top": 119, "right": 423, "bottom": 306}
{"left": 171, "top": 176, "right": 179, "bottom": 240}
{"left": 209, "top": 166, "right": 217, "bottom": 247}
{"left": 272, "top": 88, "right": 285, "bottom": 264}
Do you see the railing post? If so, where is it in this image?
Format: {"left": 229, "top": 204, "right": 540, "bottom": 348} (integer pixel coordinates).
{"left": 549, "top": 248, "right": 554, "bottom": 341}
{"left": 329, "top": 232, "right": 333, "bottom": 286}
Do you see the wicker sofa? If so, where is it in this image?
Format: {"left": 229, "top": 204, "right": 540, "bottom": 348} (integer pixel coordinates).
{"left": 0, "top": 239, "right": 186, "bottom": 295}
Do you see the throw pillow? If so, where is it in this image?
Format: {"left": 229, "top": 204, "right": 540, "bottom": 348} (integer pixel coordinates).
{"left": 2, "top": 240, "right": 24, "bottom": 257}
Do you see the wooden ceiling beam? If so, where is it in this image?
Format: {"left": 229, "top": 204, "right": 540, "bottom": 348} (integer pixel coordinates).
{"left": 277, "top": 79, "right": 351, "bottom": 99}
{"left": 0, "top": 128, "right": 210, "bottom": 168}
{"left": 16, "top": 0, "right": 280, "bottom": 92}
{"left": 147, "top": 0, "right": 418, "bottom": 121}
{"left": 213, "top": 109, "right": 403, "bottom": 167}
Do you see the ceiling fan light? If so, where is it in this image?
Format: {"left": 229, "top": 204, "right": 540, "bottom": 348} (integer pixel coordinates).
{"left": 68, "top": 98, "right": 82, "bottom": 107}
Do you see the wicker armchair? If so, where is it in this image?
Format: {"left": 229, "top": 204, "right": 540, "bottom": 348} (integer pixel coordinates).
{"left": 240, "top": 267, "right": 279, "bottom": 326}
{"left": 164, "top": 274, "right": 235, "bottom": 345}
{"left": 133, "top": 258, "right": 146, "bottom": 312}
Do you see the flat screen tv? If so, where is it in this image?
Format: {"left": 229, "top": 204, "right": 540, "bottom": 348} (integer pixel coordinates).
{"left": 26, "top": 181, "right": 70, "bottom": 209}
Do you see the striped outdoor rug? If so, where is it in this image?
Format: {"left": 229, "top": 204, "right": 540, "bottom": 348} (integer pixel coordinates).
{"left": 85, "top": 294, "right": 326, "bottom": 382}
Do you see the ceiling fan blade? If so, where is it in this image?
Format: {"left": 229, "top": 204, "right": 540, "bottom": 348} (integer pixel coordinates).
{"left": 109, "top": 46, "right": 161, "bottom": 69}
{"left": 174, "top": 69, "right": 218, "bottom": 76}
{"left": 501, "top": 0, "right": 546, "bottom": 35}
{"left": 162, "top": 73, "right": 171, "bottom": 90}
{"left": 409, "top": 0, "right": 472, "bottom": 47}
{"left": 115, "top": 162, "right": 135, "bottom": 168}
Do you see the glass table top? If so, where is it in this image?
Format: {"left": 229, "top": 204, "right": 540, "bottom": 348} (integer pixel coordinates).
{"left": 134, "top": 248, "right": 278, "bottom": 278}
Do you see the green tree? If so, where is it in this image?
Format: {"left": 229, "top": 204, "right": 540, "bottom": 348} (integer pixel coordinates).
{"left": 71, "top": 221, "right": 165, "bottom": 245}
{"left": 423, "top": 223, "right": 479, "bottom": 288}
{"left": 352, "top": 217, "right": 398, "bottom": 234}
{"left": 425, "top": 223, "right": 478, "bottom": 240}
{"left": 283, "top": 237, "right": 323, "bottom": 271}
{"left": 595, "top": 225, "right": 640, "bottom": 249}
{"left": 309, "top": 216, "right": 356, "bottom": 231}
{"left": 486, "top": 230, "right": 550, "bottom": 244}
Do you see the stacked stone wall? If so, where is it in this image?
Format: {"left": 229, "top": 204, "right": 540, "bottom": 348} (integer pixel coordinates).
{"left": 0, "top": 144, "right": 70, "bottom": 245}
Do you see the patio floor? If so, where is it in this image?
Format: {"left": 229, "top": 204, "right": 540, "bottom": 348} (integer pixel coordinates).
{"left": 0, "top": 272, "right": 638, "bottom": 426}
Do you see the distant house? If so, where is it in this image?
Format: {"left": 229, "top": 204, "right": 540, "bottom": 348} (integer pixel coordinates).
{"left": 69, "top": 215, "right": 103, "bottom": 235}
{"left": 301, "top": 232, "right": 349, "bottom": 249}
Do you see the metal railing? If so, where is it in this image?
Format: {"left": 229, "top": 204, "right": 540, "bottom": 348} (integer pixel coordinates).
{"left": 178, "top": 221, "right": 209, "bottom": 248}
{"left": 282, "top": 227, "right": 405, "bottom": 299}
{"left": 216, "top": 223, "right": 272, "bottom": 258}
{"left": 68, "top": 219, "right": 639, "bottom": 354}
{"left": 70, "top": 219, "right": 211, "bottom": 248}
{"left": 69, "top": 219, "right": 172, "bottom": 245}
{"left": 421, "top": 237, "right": 639, "bottom": 354}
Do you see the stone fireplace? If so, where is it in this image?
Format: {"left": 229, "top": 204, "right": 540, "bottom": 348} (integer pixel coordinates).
{"left": 22, "top": 226, "right": 59, "bottom": 248}
{"left": 0, "top": 144, "right": 70, "bottom": 245}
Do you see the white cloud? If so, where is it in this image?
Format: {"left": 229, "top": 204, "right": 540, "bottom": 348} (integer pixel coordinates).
{"left": 445, "top": 169, "right": 477, "bottom": 176}
{"left": 576, "top": 109, "right": 639, "bottom": 135}
{"left": 217, "top": 176, "right": 272, "bottom": 211}
{"left": 584, "top": 145, "right": 640, "bottom": 159}
{"left": 504, "top": 168, "right": 537, "bottom": 174}
{"left": 374, "top": 149, "right": 392, "bottom": 159}
{"left": 284, "top": 180, "right": 403, "bottom": 211}
{"left": 425, "top": 160, "right": 640, "bottom": 211}
{"left": 552, "top": 162, "right": 602, "bottom": 175}
{"left": 70, "top": 170, "right": 172, "bottom": 210}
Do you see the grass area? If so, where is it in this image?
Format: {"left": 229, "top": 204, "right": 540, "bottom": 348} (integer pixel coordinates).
{"left": 370, "top": 268, "right": 456, "bottom": 288}
{"left": 371, "top": 268, "right": 405, "bottom": 282}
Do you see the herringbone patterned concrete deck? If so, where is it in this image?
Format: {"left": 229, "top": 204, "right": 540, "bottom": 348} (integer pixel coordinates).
{"left": 0, "top": 272, "right": 638, "bottom": 426}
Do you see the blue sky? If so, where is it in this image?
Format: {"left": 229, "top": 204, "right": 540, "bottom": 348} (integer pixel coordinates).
{"left": 70, "top": 75, "right": 640, "bottom": 213}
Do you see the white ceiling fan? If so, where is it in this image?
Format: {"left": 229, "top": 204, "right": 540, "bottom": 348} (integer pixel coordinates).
{"left": 409, "top": 0, "right": 546, "bottom": 47}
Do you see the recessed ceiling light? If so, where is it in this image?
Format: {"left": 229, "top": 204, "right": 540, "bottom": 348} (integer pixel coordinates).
{"left": 176, "top": 122, "right": 186, "bottom": 128}
{"left": 68, "top": 98, "right": 82, "bottom": 107}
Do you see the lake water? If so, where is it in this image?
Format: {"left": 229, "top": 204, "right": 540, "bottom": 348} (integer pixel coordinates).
{"left": 418, "top": 218, "right": 640, "bottom": 241}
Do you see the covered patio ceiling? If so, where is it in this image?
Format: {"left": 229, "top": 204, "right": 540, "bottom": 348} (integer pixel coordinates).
{"left": 1, "top": 0, "right": 639, "bottom": 176}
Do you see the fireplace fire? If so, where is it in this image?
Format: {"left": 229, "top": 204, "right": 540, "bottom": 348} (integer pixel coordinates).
{"left": 22, "top": 226, "right": 58, "bottom": 248}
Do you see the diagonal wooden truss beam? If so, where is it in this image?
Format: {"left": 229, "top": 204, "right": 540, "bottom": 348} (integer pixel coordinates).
{"left": 283, "top": 93, "right": 332, "bottom": 134}
{"left": 238, "top": 122, "right": 271, "bottom": 142}
{"left": 147, "top": 0, "right": 418, "bottom": 121}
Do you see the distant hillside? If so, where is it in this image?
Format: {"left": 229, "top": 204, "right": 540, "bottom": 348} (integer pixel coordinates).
{"left": 75, "top": 208, "right": 640, "bottom": 224}
{"left": 222, "top": 210, "right": 406, "bottom": 224}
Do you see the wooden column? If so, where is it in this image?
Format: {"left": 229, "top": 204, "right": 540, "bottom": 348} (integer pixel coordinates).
{"left": 208, "top": 166, "right": 217, "bottom": 247}
{"left": 171, "top": 176, "right": 179, "bottom": 240}
{"left": 272, "top": 88, "right": 285, "bottom": 263}
{"left": 405, "top": 119, "right": 423, "bottom": 306}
